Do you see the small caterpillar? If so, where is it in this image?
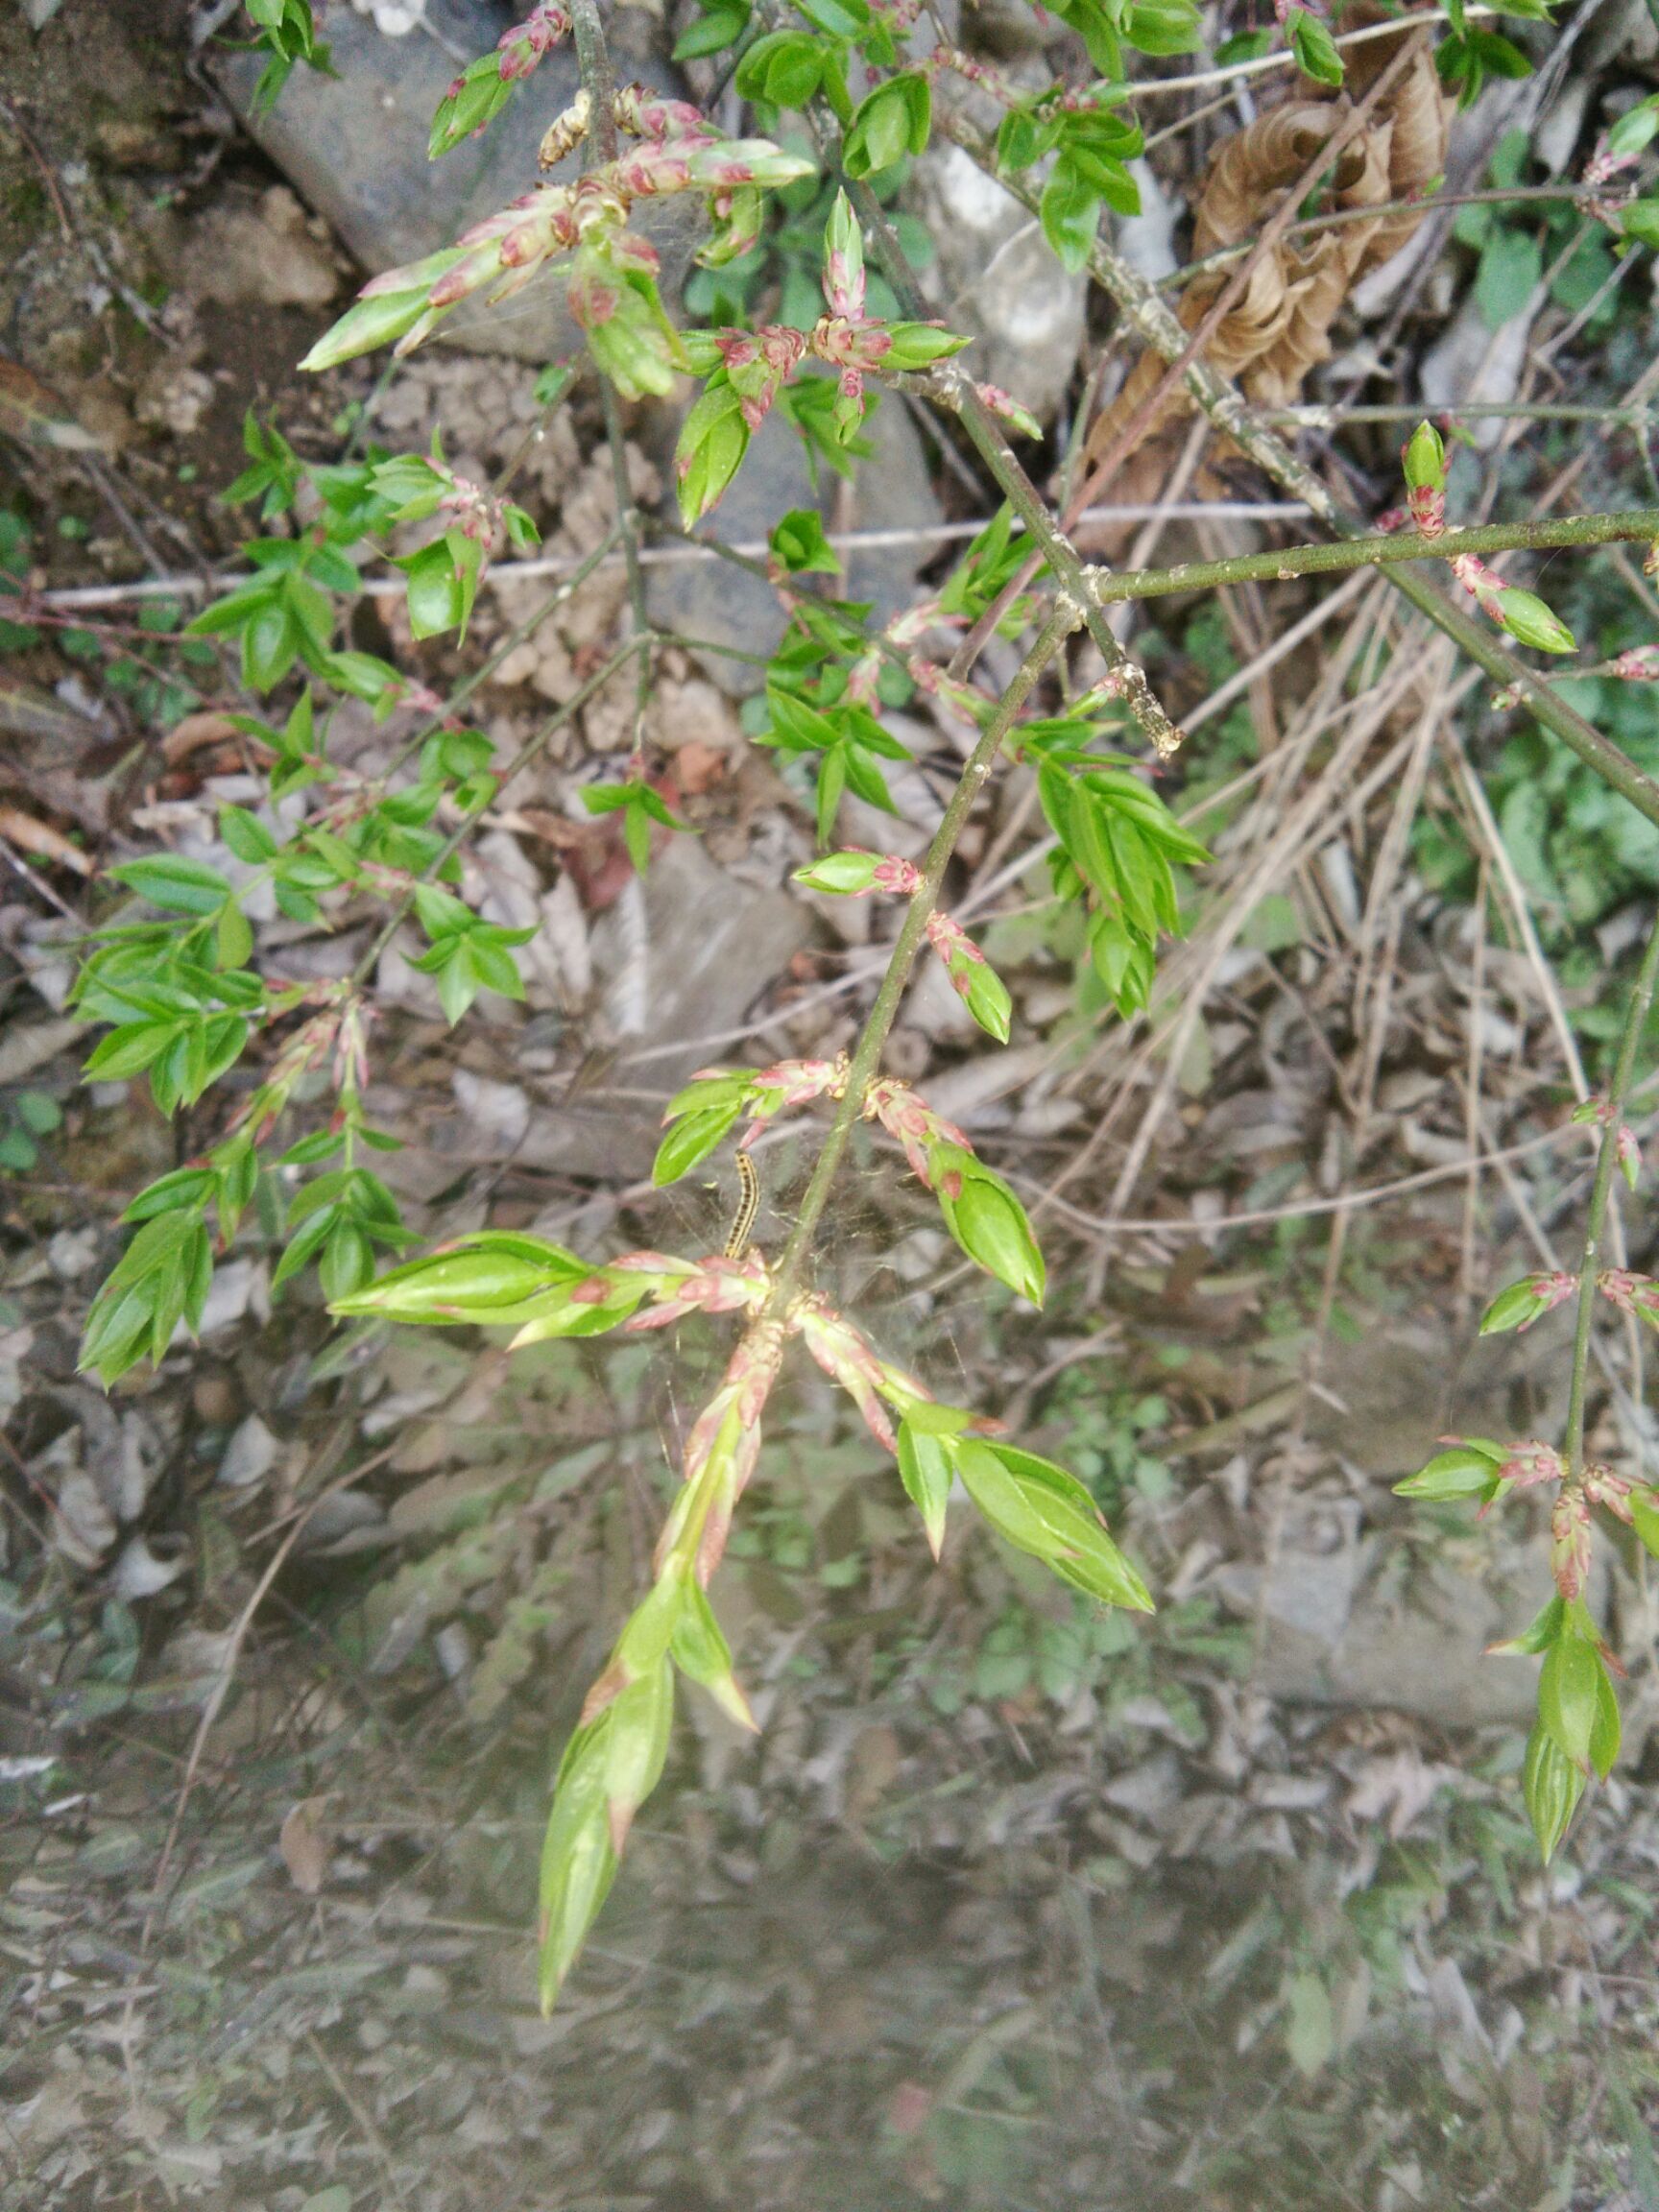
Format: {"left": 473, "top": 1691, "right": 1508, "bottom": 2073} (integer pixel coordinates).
{"left": 724, "top": 1148, "right": 759, "bottom": 1261}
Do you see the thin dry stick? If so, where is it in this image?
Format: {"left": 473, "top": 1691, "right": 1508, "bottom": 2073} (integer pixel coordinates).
{"left": 1018, "top": 1121, "right": 1583, "bottom": 1238}
{"left": 1350, "top": 646, "right": 1452, "bottom": 1137}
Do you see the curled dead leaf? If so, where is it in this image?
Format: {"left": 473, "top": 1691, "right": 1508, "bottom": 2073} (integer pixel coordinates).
{"left": 278, "top": 1796, "right": 331, "bottom": 1894}
{"left": 0, "top": 357, "right": 106, "bottom": 452}
{"left": 1087, "top": 3, "right": 1451, "bottom": 469}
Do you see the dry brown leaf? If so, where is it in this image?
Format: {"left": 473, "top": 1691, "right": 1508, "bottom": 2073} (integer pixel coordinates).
{"left": 1086, "top": 3, "right": 1451, "bottom": 469}
{"left": 0, "top": 356, "right": 105, "bottom": 452}
{"left": 0, "top": 803, "right": 92, "bottom": 874}
{"left": 161, "top": 710, "right": 241, "bottom": 765}
{"left": 278, "top": 1796, "right": 331, "bottom": 1893}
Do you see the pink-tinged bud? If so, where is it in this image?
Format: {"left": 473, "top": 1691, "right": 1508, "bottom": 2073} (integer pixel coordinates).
{"left": 873, "top": 854, "right": 925, "bottom": 897}
{"left": 1373, "top": 506, "right": 1409, "bottom": 536}
{"left": 1451, "top": 553, "right": 1505, "bottom": 617}
{"left": 926, "top": 913, "right": 1014, "bottom": 1041}
{"left": 1551, "top": 1488, "right": 1593, "bottom": 1601}
{"left": 742, "top": 1055, "right": 849, "bottom": 1132}
{"left": 795, "top": 1298, "right": 902, "bottom": 1452}
{"left": 1610, "top": 646, "right": 1659, "bottom": 682}
{"left": 613, "top": 87, "right": 714, "bottom": 146}
{"left": 1618, "top": 1124, "right": 1643, "bottom": 1188}
{"left": 1574, "top": 1096, "right": 1645, "bottom": 1188}
{"left": 1479, "top": 1270, "right": 1576, "bottom": 1336}
{"left": 1450, "top": 555, "right": 1575, "bottom": 653}
{"left": 864, "top": 1076, "right": 973, "bottom": 1189}
{"left": 974, "top": 383, "right": 1042, "bottom": 440}
{"left": 1598, "top": 1268, "right": 1659, "bottom": 1325}
{"left": 1583, "top": 1462, "right": 1636, "bottom": 1525}
{"left": 1494, "top": 1439, "right": 1566, "bottom": 1492}
{"left": 926, "top": 909, "right": 986, "bottom": 970}
{"left": 499, "top": 1, "right": 572, "bottom": 75}
{"left": 624, "top": 1251, "right": 771, "bottom": 1331}
{"left": 1407, "top": 483, "right": 1445, "bottom": 535}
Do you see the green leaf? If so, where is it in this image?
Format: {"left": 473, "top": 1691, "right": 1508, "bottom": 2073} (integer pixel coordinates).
{"left": 1393, "top": 1442, "right": 1505, "bottom": 1502}
{"left": 109, "top": 854, "right": 232, "bottom": 916}
{"left": 1539, "top": 1631, "right": 1601, "bottom": 1769}
{"left": 1288, "top": 8, "right": 1344, "bottom": 85}
{"left": 675, "top": 0, "right": 751, "bottom": 58}
{"left": 13, "top": 1090, "right": 60, "bottom": 1136}
{"left": 1479, "top": 1277, "right": 1555, "bottom": 1334}
{"left": 652, "top": 1097, "right": 743, "bottom": 1187}
{"left": 1475, "top": 227, "right": 1543, "bottom": 330}
{"left": 1124, "top": 0, "right": 1201, "bottom": 56}
{"left": 669, "top": 1576, "right": 755, "bottom": 1729}
{"left": 935, "top": 1150, "right": 1046, "bottom": 1305}
{"left": 80, "top": 1210, "right": 211, "bottom": 1384}
{"left": 1629, "top": 1489, "right": 1659, "bottom": 1560}
{"left": 733, "top": 25, "right": 823, "bottom": 103}
{"left": 843, "top": 73, "right": 930, "bottom": 179}
{"left": 1522, "top": 1718, "right": 1584, "bottom": 1863}
{"left": 897, "top": 1419, "right": 953, "bottom": 1558}
{"left": 397, "top": 537, "right": 469, "bottom": 640}
{"left": 219, "top": 805, "right": 277, "bottom": 865}
{"left": 215, "top": 902, "right": 253, "bottom": 971}
{"left": 298, "top": 252, "right": 469, "bottom": 373}
{"left": 1590, "top": 1660, "right": 1621, "bottom": 1781}
{"left": 957, "top": 1439, "right": 1153, "bottom": 1611}
{"left": 326, "top": 1232, "right": 588, "bottom": 1324}
{"left": 1040, "top": 164, "right": 1100, "bottom": 274}
{"left": 1487, "top": 1594, "right": 1565, "bottom": 1656}
{"left": 791, "top": 0, "right": 869, "bottom": 38}
{"left": 770, "top": 508, "right": 841, "bottom": 575}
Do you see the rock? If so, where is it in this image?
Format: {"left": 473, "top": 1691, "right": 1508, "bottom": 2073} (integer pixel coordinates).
{"left": 1221, "top": 1531, "right": 1589, "bottom": 1727}
{"left": 406, "top": 837, "right": 812, "bottom": 1181}
{"left": 1214, "top": 1318, "right": 1577, "bottom": 1725}
{"left": 212, "top": 0, "right": 701, "bottom": 363}
{"left": 645, "top": 390, "right": 942, "bottom": 698}
{"left": 906, "top": 141, "right": 1087, "bottom": 423}
{"left": 156, "top": 184, "right": 342, "bottom": 311}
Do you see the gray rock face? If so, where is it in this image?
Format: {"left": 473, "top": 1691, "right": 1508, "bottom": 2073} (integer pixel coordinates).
{"left": 1210, "top": 1318, "right": 1579, "bottom": 1726}
{"left": 644, "top": 388, "right": 943, "bottom": 698}
{"left": 212, "top": 0, "right": 701, "bottom": 362}
{"left": 906, "top": 141, "right": 1086, "bottom": 425}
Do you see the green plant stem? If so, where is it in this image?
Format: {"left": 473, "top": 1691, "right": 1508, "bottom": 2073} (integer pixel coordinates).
{"left": 769, "top": 601, "right": 1077, "bottom": 1304}
{"left": 1563, "top": 916, "right": 1659, "bottom": 1483}
{"left": 944, "top": 124, "right": 1659, "bottom": 831}
{"left": 350, "top": 634, "right": 648, "bottom": 991}
{"left": 1085, "top": 509, "right": 1659, "bottom": 602}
